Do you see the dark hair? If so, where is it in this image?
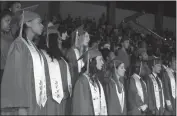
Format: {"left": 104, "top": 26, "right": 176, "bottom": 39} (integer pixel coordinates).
{"left": 58, "top": 25, "right": 67, "bottom": 37}
{"left": 81, "top": 57, "right": 99, "bottom": 77}
{"left": 0, "top": 10, "right": 12, "bottom": 20}
{"left": 100, "top": 48, "right": 111, "bottom": 62}
{"left": 47, "top": 33, "right": 67, "bottom": 62}
{"left": 7, "top": 1, "right": 21, "bottom": 9}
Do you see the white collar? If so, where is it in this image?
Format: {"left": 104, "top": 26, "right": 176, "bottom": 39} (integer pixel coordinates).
{"left": 133, "top": 73, "right": 141, "bottom": 79}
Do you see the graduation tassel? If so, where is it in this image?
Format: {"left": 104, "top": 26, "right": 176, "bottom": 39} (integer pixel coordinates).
{"left": 46, "top": 23, "right": 49, "bottom": 48}
{"left": 75, "top": 30, "right": 79, "bottom": 48}
{"left": 86, "top": 48, "right": 89, "bottom": 74}
{"left": 19, "top": 10, "right": 24, "bottom": 38}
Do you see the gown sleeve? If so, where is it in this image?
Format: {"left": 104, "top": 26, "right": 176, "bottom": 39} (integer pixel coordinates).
{"left": 127, "top": 78, "right": 142, "bottom": 115}
{"left": 1, "top": 40, "right": 31, "bottom": 109}
{"left": 71, "top": 79, "right": 89, "bottom": 115}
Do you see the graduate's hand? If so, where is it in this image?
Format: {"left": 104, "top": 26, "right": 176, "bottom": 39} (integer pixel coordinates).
{"left": 140, "top": 104, "right": 148, "bottom": 111}
{"left": 18, "top": 108, "right": 27, "bottom": 115}
{"left": 166, "top": 100, "right": 173, "bottom": 111}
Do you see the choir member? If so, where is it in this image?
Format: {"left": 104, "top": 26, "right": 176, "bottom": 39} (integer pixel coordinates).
{"left": 128, "top": 60, "right": 149, "bottom": 115}
{"left": 104, "top": 59, "right": 127, "bottom": 115}
{"left": 1, "top": 11, "right": 48, "bottom": 115}
{"left": 72, "top": 49, "right": 107, "bottom": 115}
{"left": 0, "top": 10, "right": 13, "bottom": 83}
{"left": 38, "top": 25, "right": 72, "bottom": 115}
{"left": 66, "top": 25, "right": 90, "bottom": 87}
{"left": 147, "top": 56, "right": 165, "bottom": 115}
{"left": 162, "top": 55, "right": 176, "bottom": 115}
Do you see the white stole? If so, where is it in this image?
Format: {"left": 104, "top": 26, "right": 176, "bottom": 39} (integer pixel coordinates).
{"left": 84, "top": 74, "right": 107, "bottom": 115}
{"left": 111, "top": 78, "right": 125, "bottom": 113}
{"left": 42, "top": 50, "right": 64, "bottom": 104}
{"left": 150, "top": 74, "right": 165, "bottom": 110}
{"left": 166, "top": 67, "right": 176, "bottom": 99}
{"left": 132, "top": 74, "right": 146, "bottom": 102}
{"left": 21, "top": 38, "right": 47, "bottom": 107}
{"left": 74, "top": 48, "right": 84, "bottom": 73}
{"left": 61, "top": 57, "right": 72, "bottom": 96}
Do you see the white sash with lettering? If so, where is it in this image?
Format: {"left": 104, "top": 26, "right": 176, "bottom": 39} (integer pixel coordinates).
{"left": 111, "top": 78, "right": 125, "bottom": 113}
{"left": 166, "top": 68, "right": 176, "bottom": 99}
{"left": 21, "top": 38, "right": 47, "bottom": 107}
{"left": 42, "top": 50, "right": 64, "bottom": 104}
{"left": 149, "top": 74, "right": 163, "bottom": 110}
{"left": 61, "top": 57, "right": 72, "bottom": 96}
{"left": 74, "top": 48, "right": 84, "bottom": 73}
{"left": 84, "top": 74, "right": 107, "bottom": 115}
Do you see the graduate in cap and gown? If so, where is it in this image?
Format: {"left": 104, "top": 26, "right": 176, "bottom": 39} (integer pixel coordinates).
{"left": 146, "top": 56, "right": 165, "bottom": 115}
{"left": 38, "top": 24, "right": 72, "bottom": 115}
{"left": 1, "top": 10, "right": 49, "bottom": 115}
{"left": 0, "top": 10, "right": 14, "bottom": 83}
{"left": 66, "top": 25, "right": 90, "bottom": 87}
{"left": 127, "top": 60, "right": 149, "bottom": 115}
{"left": 71, "top": 48, "right": 107, "bottom": 115}
{"left": 135, "top": 48, "right": 151, "bottom": 82}
{"left": 103, "top": 59, "right": 127, "bottom": 115}
{"left": 161, "top": 55, "right": 176, "bottom": 115}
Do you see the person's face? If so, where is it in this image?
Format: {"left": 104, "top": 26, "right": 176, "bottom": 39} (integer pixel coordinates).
{"left": 96, "top": 56, "right": 104, "bottom": 70}
{"left": 10, "top": 2, "right": 21, "bottom": 13}
{"left": 61, "top": 31, "right": 68, "bottom": 40}
{"left": 82, "top": 32, "right": 90, "bottom": 46}
{"left": 116, "top": 63, "right": 126, "bottom": 77}
{"left": 153, "top": 64, "right": 162, "bottom": 74}
{"left": 141, "top": 52, "right": 148, "bottom": 61}
{"left": 27, "top": 18, "right": 44, "bottom": 35}
{"left": 123, "top": 40, "right": 130, "bottom": 49}
{"left": 109, "top": 52, "right": 115, "bottom": 61}
{"left": 1, "top": 15, "right": 12, "bottom": 32}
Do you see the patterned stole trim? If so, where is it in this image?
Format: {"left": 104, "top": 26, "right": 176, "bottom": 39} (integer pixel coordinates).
{"left": 42, "top": 50, "right": 64, "bottom": 104}
{"left": 20, "top": 38, "right": 47, "bottom": 107}
{"left": 84, "top": 74, "right": 107, "bottom": 115}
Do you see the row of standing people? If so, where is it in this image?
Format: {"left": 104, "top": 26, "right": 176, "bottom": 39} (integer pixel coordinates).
{"left": 1, "top": 9, "right": 176, "bottom": 115}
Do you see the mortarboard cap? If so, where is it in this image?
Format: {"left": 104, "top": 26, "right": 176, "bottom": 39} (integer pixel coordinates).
{"left": 148, "top": 55, "right": 162, "bottom": 65}
{"left": 135, "top": 48, "right": 147, "bottom": 57}
{"left": 10, "top": 4, "right": 39, "bottom": 25}
{"left": 78, "top": 42, "right": 100, "bottom": 61}
{"left": 108, "top": 58, "right": 124, "bottom": 70}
